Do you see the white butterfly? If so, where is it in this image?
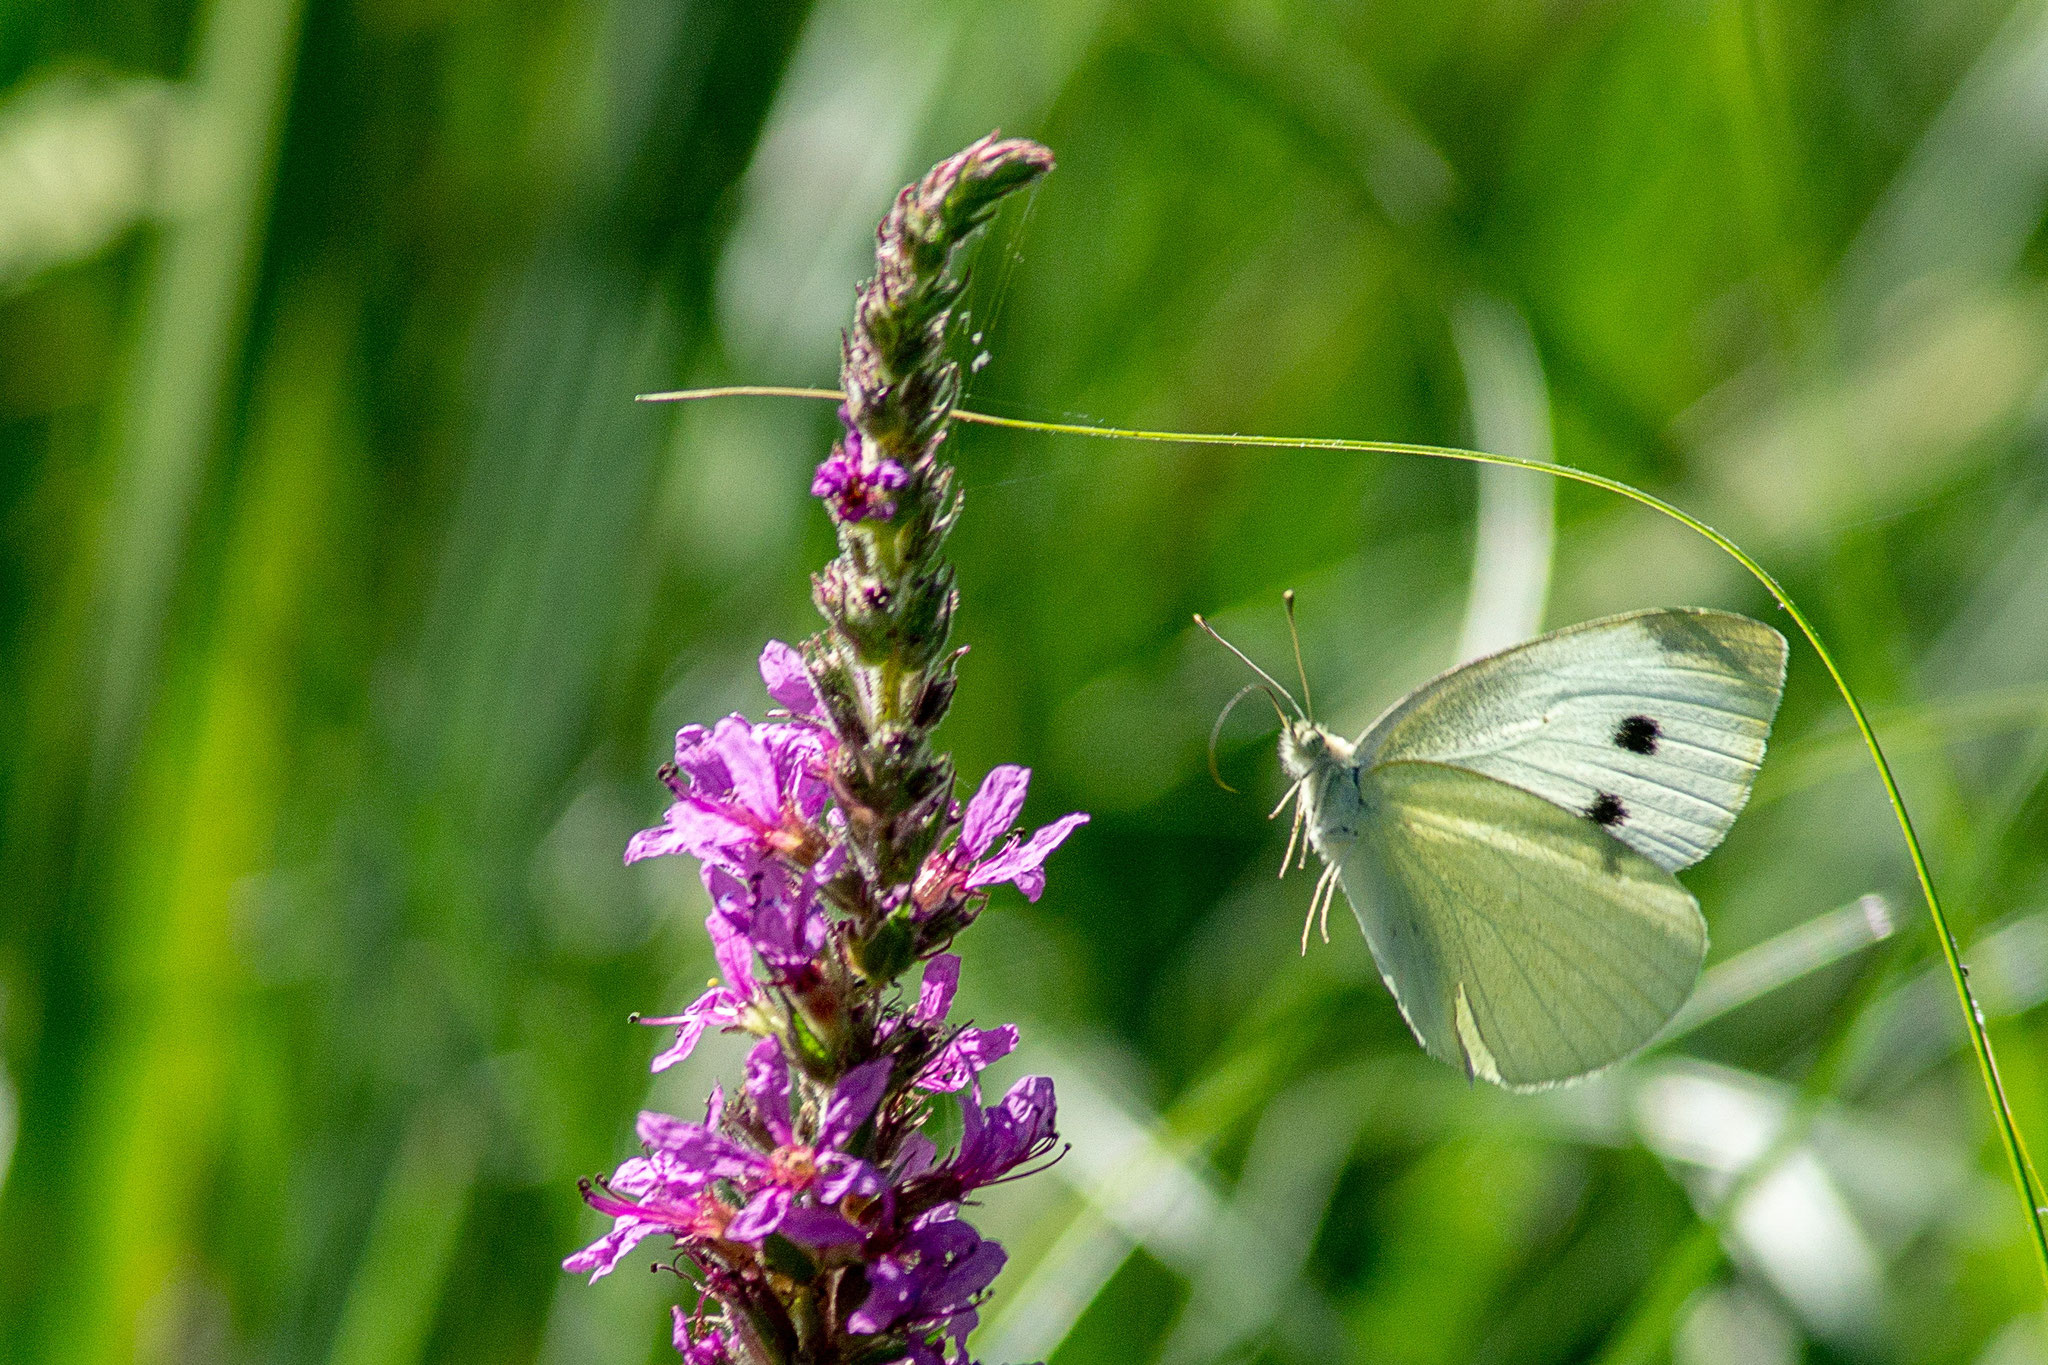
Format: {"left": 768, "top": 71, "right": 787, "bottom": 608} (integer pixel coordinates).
{"left": 1204, "top": 602, "right": 1788, "bottom": 1090}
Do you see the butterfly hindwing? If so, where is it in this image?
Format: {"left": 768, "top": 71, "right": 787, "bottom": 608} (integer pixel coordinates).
{"left": 1358, "top": 608, "right": 1787, "bottom": 872}
{"left": 1339, "top": 760, "right": 1707, "bottom": 1089}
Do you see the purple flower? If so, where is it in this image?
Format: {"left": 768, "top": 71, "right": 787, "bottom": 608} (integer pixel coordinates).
{"left": 640, "top": 980, "right": 748, "bottom": 1073}
{"left": 670, "top": 1309, "right": 731, "bottom": 1365}
{"left": 909, "top": 955, "right": 1017, "bottom": 1094}
{"left": 950, "top": 1074, "right": 1058, "bottom": 1191}
{"left": 707, "top": 863, "right": 829, "bottom": 977}
{"left": 813, "top": 416, "right": 910, "bottom": 523}
{"left": 564, "top": 1095, "right": 737, "bottom": 1282}
{"left": 722, "top": 1040, "right": 894, "bottom": 1248}
{"left": 625, "top": 715, "right": 832, "bottom": 874}
{"left": 567, "top": 1042, "right": 903, "bottom": 1275}
{"left": 638, "top": 868, "right": 833, "bottom": 1072}
{"left": 639, "top": 905, "right": 757, "bottom": 1071}
{"left": 847, "top": 1208, "right": 1007, "bottom": 1355}
{"left": 915, "top": 765, "right": 1088, "bottom": 911}
{"left": 573, "top": 138, "right": 1067, "bottom": 1365}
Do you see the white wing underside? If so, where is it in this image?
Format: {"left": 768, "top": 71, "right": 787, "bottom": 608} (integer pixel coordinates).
{"left": 1341, "top": 760, "right": 1707, "bottom": 1089}
{"left": 1358, "top": 608, "right": 1788, "bottom": 871}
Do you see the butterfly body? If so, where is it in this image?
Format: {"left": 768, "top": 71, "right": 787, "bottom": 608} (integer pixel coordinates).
{"left": 1270, "top": 607, "right": 1788, "bottom": 1090}
{"left": 1279, "top": 722, "right": 1363, "bottom": 850}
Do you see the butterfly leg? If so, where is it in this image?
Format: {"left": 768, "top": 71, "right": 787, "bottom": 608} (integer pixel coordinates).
{"left": 1268, "top": 781, "right": 1301, "bottom": 821}
{"left": 1314, "top": 863, "right": 1339, "bottom": 944}
{"left": 1300, "top": 863, "right": 1340, "bottom": 954}
{"left": 1274, "top": 781, "right": 1305, "bottom": 881}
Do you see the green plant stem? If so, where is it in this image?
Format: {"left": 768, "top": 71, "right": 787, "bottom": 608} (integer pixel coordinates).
{"left": 636, "top": 383, "right": 2048, "bottom": 1298}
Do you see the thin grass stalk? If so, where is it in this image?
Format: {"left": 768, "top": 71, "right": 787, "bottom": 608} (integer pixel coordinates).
{"left": 637, "top": 383, "right": 2048, "bottom": 1299}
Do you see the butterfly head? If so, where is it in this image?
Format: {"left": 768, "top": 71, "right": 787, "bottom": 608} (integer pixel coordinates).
{"left": 1278, "top": 718, "right": 1353, "bottom": 783}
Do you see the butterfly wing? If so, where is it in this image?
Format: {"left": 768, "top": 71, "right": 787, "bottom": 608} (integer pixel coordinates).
{"left": 1342, "top": 759, "right": 1705, "bottom": 1089}
{"left": 1358, "top": 608, "right": 1787, "bottom": 872}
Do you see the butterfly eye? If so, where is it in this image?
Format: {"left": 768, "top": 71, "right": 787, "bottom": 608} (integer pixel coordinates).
{"left": 1613, "top": 715, "right": 1661, "bottom": 755}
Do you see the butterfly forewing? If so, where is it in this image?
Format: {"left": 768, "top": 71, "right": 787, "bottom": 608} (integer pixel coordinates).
{"left": 1340, "top": 760, "right": 1707, "bottom": 1089}
{"left": 1358, "top": 609, "right": 1787, "bottom": 872}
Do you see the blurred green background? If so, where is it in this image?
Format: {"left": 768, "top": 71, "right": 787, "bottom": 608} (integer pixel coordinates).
{"left": 6, "top": 0, "right": 2048, "bottom": 1361}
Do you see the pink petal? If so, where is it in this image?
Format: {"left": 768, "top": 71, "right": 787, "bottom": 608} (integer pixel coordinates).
{"left": 625, "top": 802, "right": 757, "bottom": 866}
{"left": 671, "top": 724, "right": 730, "bottom": 790}
{"left": 773, "top": 1205, "right": 866, "bottom": 1248}
{"left": 759, "top": 640, "right": 822, "bottom": 717}
{"left": 916, "top": 1024, "right": 1019, "bottom": 1093}
{"left": 894, "top": 1133, "right": 938, "bottom": 1180}
{"left": 726, "top": 1186, "right": 790, "bottom": 1243}
{"left": 914, "top": 954, "right": 961, "bottom": 1024}
{"left": 640, "top": 985, "right": 742, "bottom": 1072}
{"left": 637, "top": 1110, "right": 698, "bottom": 1150}
{"left": 815, "top": 1151, "right": 888, "bottom": 1203}
{"left": 606, "top": 1156, "right": 660, "bottom": 1198}
{"left": 745, "top": 1037, "right": 793, "bottom": 1145}
{"left": 959, "top": 765, "right": 1030, "bottom": 861}
{"left": 819, "top": 1057, "right": 892, "bottom": 1148}
{"left": 648, "top": 1017, "right": 708, "bottom": 1072}
{"left": 563, "top": 1217, "right": 655, "bottom": 1282}
{"left": 967, "top": 812, "right": 1089, "bottom": 901}
{"left": 622, "top": 820, "right": 690, "bottom": 865}
{"left": 711, "top": 716, "right": 780, "bottom": 822}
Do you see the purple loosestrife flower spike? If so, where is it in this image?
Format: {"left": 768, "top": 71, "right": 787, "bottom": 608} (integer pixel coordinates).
{"left": 573, "top": 137, "right": 1074, "bottom": 1365}
{"left": 809, "top": 134, "right": 1057, "bottom": 943}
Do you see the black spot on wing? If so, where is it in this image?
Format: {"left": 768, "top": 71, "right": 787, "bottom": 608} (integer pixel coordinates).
{"left": 1614, "top": 714, "right": 1661, "bottom": 755}
{"left": 1587, "top": 792, "right": 1628, "bottom": 827}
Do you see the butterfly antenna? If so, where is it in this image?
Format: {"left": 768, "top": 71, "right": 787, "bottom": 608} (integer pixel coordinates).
{"left": 1282, "top": 589, "right": 1313, "bottom": 722}
{"left": 1193, "top": 614, "right": 1304, "bottom": 719}
{"left": 1207, "top": 682, "right": 1288, "bottom": 792}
